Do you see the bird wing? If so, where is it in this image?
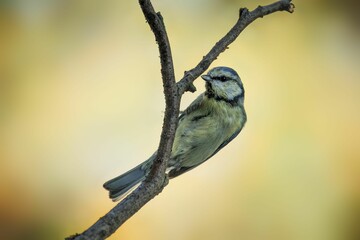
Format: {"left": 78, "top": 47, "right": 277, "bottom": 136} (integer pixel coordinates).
{"left": 168, "top": 127, "right": 242, "bottom": 178}
{"left": 169, "top": 93, "right": 245, "bottom": 178}
{"left": 205, "top": 127, "right": 242, "bottom": 160}
{"left": 179, "top": 93, "right": 205, "bottom": 121}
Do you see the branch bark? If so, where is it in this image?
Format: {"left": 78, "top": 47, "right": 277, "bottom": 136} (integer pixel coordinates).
{"left": 66, "top": 0, "right": 294, "bottom": 239}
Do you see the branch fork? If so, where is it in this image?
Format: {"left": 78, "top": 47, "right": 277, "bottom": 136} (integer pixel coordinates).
{"left": 67, "top": 1, "right": 294, "bottom": 239}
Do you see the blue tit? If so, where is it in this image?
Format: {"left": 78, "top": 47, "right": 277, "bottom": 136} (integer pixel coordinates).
{"left": 103, "top": 66, "right": 247, "bottom": 201}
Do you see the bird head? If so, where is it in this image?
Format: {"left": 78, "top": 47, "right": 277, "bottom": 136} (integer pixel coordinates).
{"left": 201, "top": 67, "right": 244, "bottom": 104}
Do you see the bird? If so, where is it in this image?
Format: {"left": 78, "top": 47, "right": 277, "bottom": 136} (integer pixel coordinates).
{"left": 103, "top": 66, "right": 247, "bottom": 201}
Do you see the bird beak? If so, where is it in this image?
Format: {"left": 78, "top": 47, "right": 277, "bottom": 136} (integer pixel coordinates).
{"left": 201, "top": 75, "right": 212, "bottom": 82}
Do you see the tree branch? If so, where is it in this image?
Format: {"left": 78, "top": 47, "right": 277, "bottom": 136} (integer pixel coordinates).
{"left": 138, "top": 0, "right": 179, "bottom": 182}
{"left": 177, "top": 0, "right": 295, "bottom": 94}
{"left": 66, "top": 0, "right": 294, "bottom": 239}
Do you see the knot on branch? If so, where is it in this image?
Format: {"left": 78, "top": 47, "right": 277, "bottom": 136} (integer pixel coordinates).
{"left": 183, "top": 71, "right": 197, "bottom": 93}
{"left": 156, "top": 12, "right": 164, "bottom": 24}
{"left": 280, "top": 0, "right": 295, "bottom": 13}
{"left": 288, "top": 3, "right": 295, "bottom": 13}
{"left": 185, "top": 83, "right": 197, "bottom": 93}
{"left": 239, "top": 8, "right": 249, "bottom": 18}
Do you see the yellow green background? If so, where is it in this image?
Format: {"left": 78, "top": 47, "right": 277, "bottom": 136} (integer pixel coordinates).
{"left": 1, "top": 0, "right": 359, "bottom": 239}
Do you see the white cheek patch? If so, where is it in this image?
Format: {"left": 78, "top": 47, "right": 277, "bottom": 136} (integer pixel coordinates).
{"left": 212, "top": 81, "right": 241, "bottom": 100}
{"left": 226, "top": 84, "right": 242, "bottom": 99}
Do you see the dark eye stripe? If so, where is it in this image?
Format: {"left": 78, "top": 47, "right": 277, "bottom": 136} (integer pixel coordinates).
{"left": 213, "top": 76, "right": 229, "bottom": 82}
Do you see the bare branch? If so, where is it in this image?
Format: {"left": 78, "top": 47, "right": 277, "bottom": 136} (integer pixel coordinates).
{"left": 177, "top": 0, "right": 295, "bottom": 94}
{"left": 66, "top": 0, "right": 179, "bottom": 239}
{"left": 138, "top": 0, "right": 179, "bottom": 182}
{"left": 66, "top": 0, "right": 294, "bottom": 239}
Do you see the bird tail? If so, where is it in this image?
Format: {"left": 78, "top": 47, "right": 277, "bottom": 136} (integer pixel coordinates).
{"left": 103, "top": 157, "right": 153, "bottom": 201}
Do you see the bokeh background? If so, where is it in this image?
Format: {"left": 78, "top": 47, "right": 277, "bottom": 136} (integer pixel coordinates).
{"left": 1, "top": 0, "right": 359, "bottom": 239}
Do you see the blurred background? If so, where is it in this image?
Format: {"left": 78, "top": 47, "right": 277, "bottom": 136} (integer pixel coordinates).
{"left": 1, "top": 0, "right": 359, "bottom": 239}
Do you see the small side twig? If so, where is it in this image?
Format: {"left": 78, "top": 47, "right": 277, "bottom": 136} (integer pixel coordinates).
{"left": 177, "top": 0, "right": 295, "bottom": 94}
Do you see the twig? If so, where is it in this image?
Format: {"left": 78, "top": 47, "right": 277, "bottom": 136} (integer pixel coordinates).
{"left": 66, "top": 0, "right": 294, "bottom": 239}
{"left": 177, "top": 0, "right": 295, "bottom": 94}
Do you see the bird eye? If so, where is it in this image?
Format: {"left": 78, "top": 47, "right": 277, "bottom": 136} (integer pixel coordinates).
{"left": 219, "top": 76, "right": 227, "bottom": 81}
{"left": 212, "top": 75, "right": 229, "bottom": 81}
